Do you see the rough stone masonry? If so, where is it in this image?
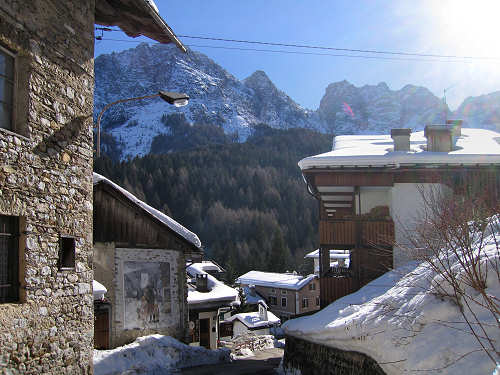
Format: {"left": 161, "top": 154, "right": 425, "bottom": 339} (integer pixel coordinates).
{"left": 0, "top": 1, "right": 95, "bottom": 373}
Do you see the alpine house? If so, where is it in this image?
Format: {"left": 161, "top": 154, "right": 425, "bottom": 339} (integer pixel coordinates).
{"left": 299, "top": 121, "right": 500, "bottom": 307}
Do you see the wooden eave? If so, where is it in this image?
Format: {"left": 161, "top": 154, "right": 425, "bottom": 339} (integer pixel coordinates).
{"left": 94, "top": 181, "right": 201, "bottom": 254}
{"left": 95, "top": 0, "right": 187, "bottom": 52}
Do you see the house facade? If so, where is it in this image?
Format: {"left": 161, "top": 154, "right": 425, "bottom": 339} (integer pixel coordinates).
{"left": 93, "top": 173, "right": 203, "bottom": 349}
{"left": 237, "top": 271, "right": 320, "bottom": 320}
{"left": 224, "top": 302, "right": 280, "bottom": 337}
{"left": 299, "top": 123, "right": 500, "bottom": 307}
{"left": 187, "top": 263, "right": 239, "bottom": 349}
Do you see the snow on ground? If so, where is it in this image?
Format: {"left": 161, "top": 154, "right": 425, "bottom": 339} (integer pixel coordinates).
{"left": 283, "top": 222, "right": 500, "bottom": 375}
{"left": 93, "top": 335, "right": 231, "bottom": 375}
{"left": 226, "top": 310, "right": 280, "bottom": 329}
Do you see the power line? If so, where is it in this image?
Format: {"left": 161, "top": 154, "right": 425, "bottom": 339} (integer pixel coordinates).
{"left": 96, "top": 27, "right": 500, "bottom": 62}
{"left": 96, "top": 37, "right": 477, "bottom": 64}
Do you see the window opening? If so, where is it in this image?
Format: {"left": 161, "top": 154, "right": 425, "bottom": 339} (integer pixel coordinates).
{"left": 0, "top": 48, "right": 14, "bottom": 130}
{"left": 0, "top": 215, "right": 18, "bottom": 303}
{"left": 59, "top": 236, "right": 75, "bottom": 269}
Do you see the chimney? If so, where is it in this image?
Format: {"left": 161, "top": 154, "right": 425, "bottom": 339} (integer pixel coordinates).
{"left": 391, "top": 128, "right": 411, "bottom": 151}
{"left": 196, "top": 274, "right": 209, "bottom": 292}
{"left": 424, "top": 125, "right": 453, "bottom": 152}
{"left": 446, "top": 119, "right": 463, "bottom": 148}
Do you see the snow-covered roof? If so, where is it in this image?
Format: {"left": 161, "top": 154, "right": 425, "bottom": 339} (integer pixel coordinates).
{"left": 193, "top": 260, "right": 225, "bottom": 273}
{"left": 93, "top": 173, "right": 201, "bottom": 249}
{"left": 241, "top": 286, "right": 268, "bottom": 308}
{"left": 187, "top": 263, "right": 239, "bottom": 306}
{"left": 93, "top": 280, "right": 107, "bottom": 301}
{"left": 283, "top": 228, "right": 500, "bottom": 375}
{"left": 299, "top": 128, "right": 500, "bottom": 170}
{"left": 226, "top": 310, "right": 280, "bottom": 329}
{"left": 305, "top": 249, "right": 350, "bottom": 260}
{"left": 237, "top": 271, "right": 316, "bottom": 290}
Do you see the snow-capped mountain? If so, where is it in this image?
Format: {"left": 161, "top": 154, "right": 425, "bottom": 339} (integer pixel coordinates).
{"left": 94, "top": 43, "right": 500, "bottom": 159}
{"left": 454, "top": 91, "right": 500, "bottom": 129}
{"left": 94, "top": 43, "right": 325, "bottom": 158}
{"left": 318, "top": 80, "right": 448, "bottom": 134}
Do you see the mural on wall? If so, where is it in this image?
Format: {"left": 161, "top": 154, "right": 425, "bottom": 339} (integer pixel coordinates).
{"left": 123, "top": 261, "right": 172, "bottom": 329}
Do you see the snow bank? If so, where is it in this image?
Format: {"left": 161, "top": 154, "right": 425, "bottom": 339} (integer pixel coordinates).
{"left": 93, "top": 335, "right": 230, "bottom": 375}
{"left": 284, "top": 230, "right": 500, "bottom": 374}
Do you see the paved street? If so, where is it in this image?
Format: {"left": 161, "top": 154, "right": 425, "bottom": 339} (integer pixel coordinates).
{"left": 180, "top": 348, "right": 283, "bottom": 375}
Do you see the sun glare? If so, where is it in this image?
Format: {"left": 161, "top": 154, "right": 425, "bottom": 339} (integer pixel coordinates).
{"left": 435, "top": 0, "right": 500, "bottom": 57}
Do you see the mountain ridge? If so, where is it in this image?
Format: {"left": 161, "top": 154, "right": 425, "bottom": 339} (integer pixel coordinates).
{"left": 94, "top": 43, "right": 500, "bottom": 159}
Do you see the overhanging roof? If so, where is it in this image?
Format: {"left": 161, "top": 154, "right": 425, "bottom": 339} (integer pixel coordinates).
{"left": 95, "top": 0, "right": 186, "bottom": 52}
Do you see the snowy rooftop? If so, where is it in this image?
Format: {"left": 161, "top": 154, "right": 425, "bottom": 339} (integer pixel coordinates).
{"left": 226, "top": 310, "right": 280, "bottom": 329}
{"left": 299, "top": 128, "right": 500, "bottom": 169}
{"left": 283, "top": 224, "right": 500, "bottom": 375}
{"left": 93, "top": 173, "right": 201, "bottom": 249}
{"left": 241, "top": 286, "right": 268, "bottom": 308}
{"left": 93, "top": 280, "right": 107, "bottom": 301}
{"left": 193, "top": 260, "right": 225, "bottom": 273}
{"left": 237, "top": 271, "right": 316, "bottom": 290}
{"left": 305, "top": 249, "right": 350, "bottom": 260}
{"left": 187, "top": 263, "right": 239, "bottom": 306}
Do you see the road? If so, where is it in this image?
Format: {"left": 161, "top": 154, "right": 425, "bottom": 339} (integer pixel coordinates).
{"left": 180, "top": 348, "right": 283, "bottom": 375}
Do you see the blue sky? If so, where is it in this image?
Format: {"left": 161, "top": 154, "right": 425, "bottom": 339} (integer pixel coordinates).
{"left": 94, "top": 0, "right": 500, "bottom": 111}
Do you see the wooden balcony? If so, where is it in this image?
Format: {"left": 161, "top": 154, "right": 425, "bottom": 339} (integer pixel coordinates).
{"left": 319, "top": 218, "right": 394, "bottom": 247}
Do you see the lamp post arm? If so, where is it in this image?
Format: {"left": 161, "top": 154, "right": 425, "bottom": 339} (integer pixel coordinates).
{"left": 95, "top": 93, "right": 161, "bottom": 157}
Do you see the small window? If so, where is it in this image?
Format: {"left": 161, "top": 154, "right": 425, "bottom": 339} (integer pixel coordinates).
{"left": 0, "top": 215, "right": 19, "bottom": 303}
{"left": 316, "top": 297, "right": 320, "bottom": 306}
{"left": 281, "top": 289, "right": 287, "bottom": 295}
{"left": 309, "top": 282, "right": 316, "bottom": 291}
{"left": 281, "top": 297, "right": 287, "bottom": 307}
{"left": 0, "top": 47, "right": 14, "bottom": 130}
{"left": 59, "top": 236, "right": 75, "bottom": 269}
{"left": 270, "top": 288, "right": 276, "bottom": 294}
{"left": 302, "top": 298, "right": 309, "bottom": 308}
{"left": 269, "top": 296, "right": 277, "bottom": 305}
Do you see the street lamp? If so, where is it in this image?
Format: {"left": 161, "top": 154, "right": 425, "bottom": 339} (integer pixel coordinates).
{"left": 95, "top": 90, "right": 189, "bottom": 157}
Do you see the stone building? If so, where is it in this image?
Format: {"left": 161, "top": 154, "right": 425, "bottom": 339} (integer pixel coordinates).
{"left": 0, "top": 1, "right": 186, "bottom": 373}
{"left": 93, "top": 173, "right": 203, "bottom": 349}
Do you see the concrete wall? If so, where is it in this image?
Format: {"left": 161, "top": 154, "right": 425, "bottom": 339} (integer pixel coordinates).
{"left": 390, "top": 183, "right": 452, "bottom": 268}
{"left": 189, "top": 310, "right": 218, "bottom": 349}
{"left": 283, "top": 336, "right": 387, "bottom": 375}
{"left": 0, "top": 1, "right": 95, "bottom": 373}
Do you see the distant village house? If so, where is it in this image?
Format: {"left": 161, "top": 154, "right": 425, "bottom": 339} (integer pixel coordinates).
{"left": 237, "top": 271, "right": 320, "bottom": 320}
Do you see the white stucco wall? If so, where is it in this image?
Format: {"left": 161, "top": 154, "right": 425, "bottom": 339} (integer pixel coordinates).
{"left": 390, "top": 183, "right": 452, "bottom": 268}
{"left": 233, "top": 321, "right": 270, "bottom": 337}
{"left": 356, "top": 187, "right": 391, "bottom": 215}
{"left": 198, "top": 311, "right": 218, "bottom": 350}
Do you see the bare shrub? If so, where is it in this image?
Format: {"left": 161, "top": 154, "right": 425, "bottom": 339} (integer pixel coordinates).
{"left": 401, "top": 185, "right": 500, "bottom": 365}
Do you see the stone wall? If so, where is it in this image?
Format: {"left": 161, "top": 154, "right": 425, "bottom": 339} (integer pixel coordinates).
{"left": 283, "top": 336, "right": 386, "bottom": 375}
{"left": 0, "top": 1, "right": 95, "bottom": 373}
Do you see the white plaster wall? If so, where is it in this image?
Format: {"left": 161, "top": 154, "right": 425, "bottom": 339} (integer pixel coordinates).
{"left": 390, "top": 183, "right": 452, "bottom": 268}
{"left": 233, "top": 321, "right": 270, "bottom": 337}
{"left": 198, "top": 311, "right": 218, "bottom": 349}
{"left": 356, "top": 187, "right": 391, "bottom": 215}
{"left": 114, "top": 248, "right": 181, "bottom": 345}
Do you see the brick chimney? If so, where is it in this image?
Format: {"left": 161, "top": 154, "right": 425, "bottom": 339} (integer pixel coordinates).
{"left": 196, "top": 274, "right": 209, "bottom": 292}
{"left": 391, "top": 128, "right": 411, "bottom": 151}
{"left": 424, "top": 125, "right": 453, "bottom": 152}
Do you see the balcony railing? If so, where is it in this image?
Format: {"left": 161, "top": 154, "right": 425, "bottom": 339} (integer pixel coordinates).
{"left": 319, "top": 218, "right": 394, "bottom": 247}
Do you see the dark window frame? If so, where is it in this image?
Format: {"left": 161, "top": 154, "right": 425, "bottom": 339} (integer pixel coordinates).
{"left": 0, "top": 215, "right": 19, "bottom": 303}
{"left": 302, "top": 298, "right": 309, "bottom": 308}
{"left": 0, "top": 45, "right": 15, "bottom": 132}
{"left": 58, "top": 235, "right": 76, "bottom": 270}
{"left": 281, "top": 297, "right": 287, "bottom": 307}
